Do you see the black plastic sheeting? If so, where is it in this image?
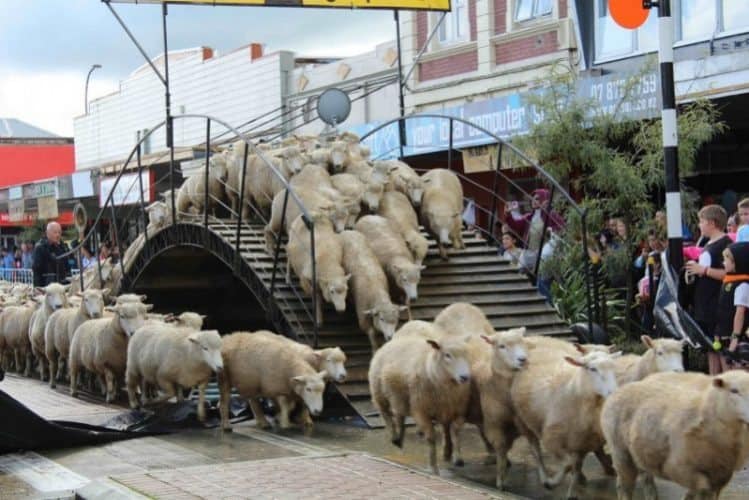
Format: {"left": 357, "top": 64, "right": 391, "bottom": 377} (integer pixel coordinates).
{"left": 0, "top": 390, "right": 144, "bottom": 454}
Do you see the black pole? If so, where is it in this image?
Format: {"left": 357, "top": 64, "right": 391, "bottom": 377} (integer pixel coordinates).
{"left": 394, "top": 10, "right": 406, "bottom": 160}
{"left": 162, "top": 3, "right": 176, "bottom": 226}
{"left": 235, "top": 143, "right": 249, "bottom": 269}
{"left": 488, "top": 143, "right": 502, "bottom": 242}
{"left": 652, "top": 0, "right": 683, "bottom": 283}
{"left": 204, "top": 119, "right": 211, "bottom": 229}
{"left": 581, "top": 211, "right": 595, "bottom": 334}
{"left": 310, "top": 221, "right": 319, "bottom": 348}
{"left": 270, "top": 189, "right": 290, "bottom": 297}
{"left": 136, "top": 141, "right": 149, "bottom": 261}
{"left": 447, "top": 119, "right": 453, "bottom": 171}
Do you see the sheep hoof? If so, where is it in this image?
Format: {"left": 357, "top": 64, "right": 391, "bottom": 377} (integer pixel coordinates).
{"left": 452, "top": 458, "right": 464, "bottom": 467}
{"left": 576, "top": 472, "right": 588, "bottom": 486}
{"left": 392, "top": 437, "right": 404, "bottom": 448}
{"left": 543, "top": 481, "right": 554, "bottom": 490}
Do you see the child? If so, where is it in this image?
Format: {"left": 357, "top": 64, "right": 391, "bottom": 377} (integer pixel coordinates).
{"left": 718, "top": 242, "right": 749, "bottom": 370}
{"left": 737, "top": 198, "right": 749, "bottom": 242}
{"left": 685, "top": 205, "right": 733, "bottom": 374}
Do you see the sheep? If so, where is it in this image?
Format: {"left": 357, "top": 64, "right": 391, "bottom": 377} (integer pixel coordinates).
{"left": 290, "top": 164, "right": 358, "bottom": 228}
{"left": 354, "top": 215, "right": 424, "bottom": 315}
{"left": 45, "top": 288, "right": 107, "bottom": 388}
{"left": 0, "top": 303, "right": 37, "bottom": 376}
{"left": 264, "top": 186, "right": 350, "bottom": 254}
{"left": 385, "top": 160, "right": 424, "bottom": 206}
{"left": 218, "top": 331, "right": 328, "bottom": 433}
{"left": 69, "top": 257, "right": 114, "bottom": 294}
{"left": 286, "top": 215, "right": 350, "bottom": 325}
{"left": 340, "top": 230, "right": 406, "bottom": 352}
{"left": 613, "top": 334, "right": 684, "bottom": 385}
{"left": 27, "top": 283, "right": 68, "bottom": 380}
{"left": 510, "top": 349, "right": 621, "bottom": 499}
{"left": 434, "top": 303, "right": 530, "bottom": 486}
{"left": 250, "top": 330, "right": 347, "bottom": 383}
{"left": 309, "top": 141, "right": 350, "bottom": 173}
{"left": 379, "top": 191, "right": 429, "bottom": 265}
{"left": 369, "top": 320, "right": 472, "bottom": 474}
{"left": 524, "top": 336, "right": 615, "bottom": 356}
{"left": 126, "top": 323, "right": 223, "bottom": 421}
{"left": 420, "top": 168, "right": 465, "bottom": 259}
{"left": 122, "top": 201, "right": 172, "bottom": 273}
{"left": 330, "top": 173, "right": 365, "bottom": 227}
{"left": 68, "top": 302, "right": 152, "bottom": 402}
{"left": 601, "top": 370, "right": 749, "bottom": 500}
{"left": 176, "top": 153, "right": 228, "bottom": 216}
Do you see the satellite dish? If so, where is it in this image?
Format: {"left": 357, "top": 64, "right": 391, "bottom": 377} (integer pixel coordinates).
{"left": 317, "top": 88, "right": 351, "bottom": 127}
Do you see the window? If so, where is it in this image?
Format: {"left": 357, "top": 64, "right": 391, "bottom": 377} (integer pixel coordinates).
{"left": 438, "top": 0, "right": 469, "bottom": 44}
{"left": 678, "top": 0, "right": 749, "bottom": 40}
{"left": 514, "top": 0, "right": 553, "bottom": 22}
{"left": 595, "top": 0, "right": 657, "bottom": 60}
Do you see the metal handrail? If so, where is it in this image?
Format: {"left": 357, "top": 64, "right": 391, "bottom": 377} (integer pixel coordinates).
{"left": 361, "top": 114, "right": 596, "bottom": 333}
{"left": 55, "top": 113, "right": 319, "bottom": 346}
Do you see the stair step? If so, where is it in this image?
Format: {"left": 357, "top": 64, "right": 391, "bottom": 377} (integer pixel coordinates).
{"left": 406, "top": 303, "right": 556, "bottom": 320}
{"left": 337, "top": 382, "right": 371, "bottom": 399}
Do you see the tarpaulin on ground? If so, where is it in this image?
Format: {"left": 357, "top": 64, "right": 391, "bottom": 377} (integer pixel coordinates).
{"left": 653, "top": 252, "right": 712, "bottom": 349}
{"left": 0, "top": 390, "right": 143, "bottom": 454}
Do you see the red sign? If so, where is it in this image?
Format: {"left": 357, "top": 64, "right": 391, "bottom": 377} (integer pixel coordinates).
{"left": 0, "top": 144, "right": 75, "bottom": 189}
{"left": 609, "top": 0, "right": 651, "bottom": 29}
{"left": 0, "top": 210, "right": 74, "bottom": 227}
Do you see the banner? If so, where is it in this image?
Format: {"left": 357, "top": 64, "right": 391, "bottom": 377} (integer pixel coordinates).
{"left": 37, "top": 196, "right": 60, "bottom": 220}
{"left": 99, "top": 172, "right": 152, "bottom": 207}
{"left": 107, "top": 0, "right": 451, "bottom": 11}
{"left": 8, "top": 199, "right": 24, "bottom": 223}
{"left": 461, "top": 145, "right": 498, "bottom": 174}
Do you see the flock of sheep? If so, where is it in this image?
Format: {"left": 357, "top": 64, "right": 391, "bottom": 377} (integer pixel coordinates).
{"left": 2, "top": 133, "right": 748, "bottom": 499}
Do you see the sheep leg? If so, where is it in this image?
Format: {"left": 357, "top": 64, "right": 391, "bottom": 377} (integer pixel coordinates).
{"left": 248, "top": 398, "right": 271, "bottom": 429}
{"left": 394, "top": 415, "right": 406, "bottom": 448}
{"left": 448, "top": 419, "right": 465, "bottom": 466}
{"left": 562, "top": 453, "right": 585, "bottom": 500}
{"left": 442, "top": 422, "right": 453, "bottom": 462}
{"left": 525, "top": 432, "right": 552, "bottom": 485}
{"left": 439, "top": 243, "right": 448, "bottom": 260}
{"left": 380, "top": 410, "right": 398, "bottom": 446}
{"left": 24, "top": 351, "right": 32, "bottom": 377}
{"left": 315, "top": 288, "right": 323, "bottom": 327}
{"left": 285, "top": 259, "right": 292, "bottom": 285}
{"left": 55, "top": 353, "right": 66, "bottom": 381}
{"left": 405, "top": 297, "right": 412, "bottom": 321}
{"left": 277, "top": 395, "right": 292, "bottom": 429}
{"left": 14, "top": 350, "right": 22, "bottom": 374}
{"left": 642, "top": 473, "right": 658, "bottom": 500}
{"left": 611, "top": 449, "right": 637, "bottom": 500}
{"left": 484, "top": 426, "right": 513, "bottom": 490}
{"left": 98, "top": 374, "right": 107, "bottom": 396}
{"left": 366, "top": 327, "right": 380, "bottom": 354}
{"left": 126, "top": 372, "right": 142, "bottom": 409}
{"left": 69, "top": 362, "right": 79, "bottom": 398}
{"left": 300, "top": 406, "right": 313, "bottom": 436}
{"left": 594, "top": 447, "right": 616, "bottom": 476}
{"left": 37, "top": 356, "right": 48, "bottom": 382}
{"left": 478, "top": 426, "right": 497, "bottom": 465}
{"left": 413, "top": 412, "right": 439, "bottom": 475}
{"left": 104, "top": 369, "right": 117, "bottom": 404}
{"left": 196, "top": 382, "right": 207, "bottom": 422}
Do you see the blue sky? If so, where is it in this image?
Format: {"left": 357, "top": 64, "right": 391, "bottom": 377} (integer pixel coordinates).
{"left": 0, "top": 0, "right": 395, "bottom": 136}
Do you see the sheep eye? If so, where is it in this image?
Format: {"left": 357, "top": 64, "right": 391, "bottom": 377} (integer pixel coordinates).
{"left": 445, "top": 353, "right": 453, "bottom": 360}
{"left": 306, "top": 388, "right": 311, "bottom": 392}
{"left": 589, "top": 367, "right": 598, "bottom": 373}
{"left": 657, "top": 351, "right": 663, "bottom": 356}
{"left": 731, "top": 388, "right": 740, "bottom": 394}
{"left": 499, "top": 344, "right": 506, "bottom": 349}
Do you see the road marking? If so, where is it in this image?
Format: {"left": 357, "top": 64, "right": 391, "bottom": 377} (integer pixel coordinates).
{"left": 0, "top": 451, "right": 89, "bottom": 493}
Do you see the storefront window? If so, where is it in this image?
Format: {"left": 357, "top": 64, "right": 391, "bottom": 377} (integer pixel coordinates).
{"left": 438, "top": 0, "right": 469, "bottom": 45}
{"left": 679, "top": 0, "right": 716, "bottom": 40}
{"left": 722, "top": 0, "right": 749, "bottom": 32}
{"left": 596, "top": 0, "right": 635, "bottom": 59}
{"left": 515, "top": 0, "right": 553, "bottom": 22}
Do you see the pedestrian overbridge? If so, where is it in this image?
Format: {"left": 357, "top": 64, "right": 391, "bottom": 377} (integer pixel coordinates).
{"left": 59, "top": 113, "right": 587, "bottom": 427}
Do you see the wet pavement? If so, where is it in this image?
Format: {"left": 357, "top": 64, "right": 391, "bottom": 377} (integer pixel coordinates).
{"left": 2, "top": 373, "right": 749, "bottom": 499}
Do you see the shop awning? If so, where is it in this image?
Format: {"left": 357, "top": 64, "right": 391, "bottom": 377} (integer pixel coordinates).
{"left": 0, "top": 144, "right": 75, "bottom": 189}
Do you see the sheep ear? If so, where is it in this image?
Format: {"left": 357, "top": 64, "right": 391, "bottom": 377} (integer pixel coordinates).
{"left": 63, "top": 284, "right": 72, "bottom": 291}
{"left": 426, "top": 339, "right": 441, "bottom": 351}
{"left": 344, "top": 274, "right": 352, "bottom": 282}
{"left": 101, "top": 288, "right": 110, "bottom": 296}
{"left": 317, "top": 370, "right": 328, "bottom": 380}
{"left": 608, "top": 345, "right": 619, "bottom": 353}
{"left": 188, "top": 333, "right": 200, "bottom": 344}
{"left": 480, "top": 334, "right": 495, "bottom": 346}
{"left": 200, "top": 314, "right": 207, "bottom": 320}
{"left": 363, "top": 308, "right": 375, "bottom": 317}
{"left": 35, "top": 287, "right": 46, "bottom": 295}
{"left": 291, "top": 375, "right": 306, "bottom": 388}
{"left": 144, "top": 304, "right": 155, "bottom": 312}
{"left": 420, "top": 265, "right": 427, "bottom": 270}
{"left": 713, "top": 377, "right": 726, "bottom": 389}
{"left": 75, "top": 292, "right": 83, "bottom": 297}
{"left": 641, "top": 335, "right": 654, "bottom": 348}
{"left": 564, "top": 356, "right": 585, "bottom": 368}
{"left": 312, "top": 352, "right": 324, "bottom": 364}
{"left": 398, "top": 305, "right": 409, "bottom": 312}
{"left": 138, "top": 294, "right": 148, "bottom": 301}
{"left": 573, "top": 342, "right": 586, "bottom": 354}
{"left": 104, "top": 305, "right": 117, "bottom": 313}
{"left": 609, "top": 351, "right": 623, "bottom": 359}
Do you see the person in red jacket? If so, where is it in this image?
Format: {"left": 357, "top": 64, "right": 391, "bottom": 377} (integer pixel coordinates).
{"left": 504, "top": 188, "right": 564, "bottom": 256}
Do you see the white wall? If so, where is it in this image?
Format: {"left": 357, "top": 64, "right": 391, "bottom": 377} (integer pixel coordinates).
{"left": 74, "top": 47, "right": 294, "bottom": 170}
{"left": 285, "top": 41, "right": 400, "bottom": 136}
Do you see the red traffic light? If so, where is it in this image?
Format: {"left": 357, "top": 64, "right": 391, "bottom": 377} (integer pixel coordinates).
{"left": 609, "top": 0, "right": 651, "bottom": 29}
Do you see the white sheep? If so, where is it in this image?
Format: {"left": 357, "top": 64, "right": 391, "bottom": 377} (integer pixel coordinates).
{"left": 250, "top": 330, "right": 347, "bottom": 383}
{"left": 330, "top": 173, "right": 365, "bottom": 227}
{"left": 601, "top": 370, "right": 749, "bottom": 500}
{"left": 45, "top": 288, "right": 107, "bottom": 388}
{"left": 27, "top": 283, "right": 68, "bottom": 380}
{"left": 126, "top": 323, "right": 223, "bottom": 421}
{"left": 613, "top": 335, "right": 684, "bottom": 384}
{"left": 379, "top": 191, "right": 429, "bottom": 265}
{"left": 510, "top": 349, "right": 621, "bottom": 498}
{"left": 369, "top": 320, "right": 472, "bottom": 474}
{"left": 385, "top": 160, "right": 424, "bottom": 206}
{"left": 285, "top": 215, "right": 349, "bottom": 325}
{"left": 176, "top": 153, "right": 228, "bottom": 216}
{"left": 69, "top": 257, "right": 115, "bottom": 294}
{"left": 340, "top": 230, "right": 406, "bottom": 352}
{"left": 122, "top": 201, "right": 172, "bottom": 273}
{"left": 354, "top": 215, "right": 424, "bottom": 315}
{"left": 434, "top": 303, "right": 529, "bottom": 489}
{"left": 218, "top": 331, "right": 328, "bottom": 433}
{"left": 0, "top": 303, "right": 37, "bottom": 376}
{"left": 68, "top": 302, "right": 151, "bottom": 402}
{"left": 420, "top": 168, "right": 465, "bottom": 259}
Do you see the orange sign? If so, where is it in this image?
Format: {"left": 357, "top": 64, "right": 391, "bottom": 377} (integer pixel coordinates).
{"left": 609, "top": 0, "right": 651, "bottom": 29}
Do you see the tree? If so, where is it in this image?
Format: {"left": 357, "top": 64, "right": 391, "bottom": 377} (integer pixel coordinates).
{"left": 517, "top": 61, "right": 726, "bottom": 340}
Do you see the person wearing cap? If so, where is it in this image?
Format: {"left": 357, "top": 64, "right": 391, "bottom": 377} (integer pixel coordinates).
{"left": 504, "top": 188, "right": 564, "bottom": 254}
{"left": 718, "top": 242, "right": 749, "bottom": 371}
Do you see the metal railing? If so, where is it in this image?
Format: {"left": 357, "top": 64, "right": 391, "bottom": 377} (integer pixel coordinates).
{"left": 361, "top": 115, "right": 598, "bottom": 332}
{"left": 54, "top": 114, "right": 320, "bottom": 347}
{"left": 0, "top": 268, "right": 33, "bottom": 284}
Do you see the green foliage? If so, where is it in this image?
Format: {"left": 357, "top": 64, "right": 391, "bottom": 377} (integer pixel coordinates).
{"left": 17, "top": 221, "right": 46, "bottom": 245}
{"left": 524, "top": 62, "right": 725, "bottom": 340}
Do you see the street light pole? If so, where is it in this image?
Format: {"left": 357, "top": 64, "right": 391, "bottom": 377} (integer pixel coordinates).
{"left": 84, "top": 64, "right": 102, "bottom": 115}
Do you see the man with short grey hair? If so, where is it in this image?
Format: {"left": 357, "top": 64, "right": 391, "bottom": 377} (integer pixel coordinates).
{"left": 32, "top": 221, "right": 70, "bottom": 286}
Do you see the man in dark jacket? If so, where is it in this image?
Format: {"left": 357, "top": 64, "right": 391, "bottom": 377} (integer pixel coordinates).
{"left": 32, "top": 222, "right": 70, "bottom": 287}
